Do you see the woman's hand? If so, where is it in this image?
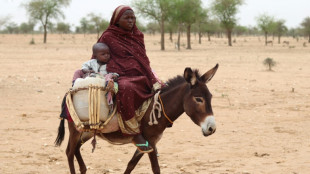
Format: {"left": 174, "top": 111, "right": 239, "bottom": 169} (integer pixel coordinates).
{"left": 152, "top": 82, "right": 161, "bottom": 93}
{"left": 111, "top": 74, "right": 118, "bottom": 82}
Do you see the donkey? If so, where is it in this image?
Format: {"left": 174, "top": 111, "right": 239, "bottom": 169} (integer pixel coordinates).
{"left": 55, "top": 64, "right": 219, "bottom": 174}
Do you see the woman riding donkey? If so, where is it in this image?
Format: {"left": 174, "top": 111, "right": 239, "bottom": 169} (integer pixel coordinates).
{"left": 56, "top": 6, "right": 220, "bottom": 174}
{"left": 94, "top": 5, "right": 163, "bottom": 153}
{"left": 60, "top": 5, "right": 162, "bottom": 153}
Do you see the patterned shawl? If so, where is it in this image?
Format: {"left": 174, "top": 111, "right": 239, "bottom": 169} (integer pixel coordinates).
{"left": 96, "top": 5, "right": 157, "bottom": 85}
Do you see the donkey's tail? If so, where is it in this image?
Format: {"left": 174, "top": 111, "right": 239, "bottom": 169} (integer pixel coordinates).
{"left": 55, "top": 119, "right": 65, "bottom": 146}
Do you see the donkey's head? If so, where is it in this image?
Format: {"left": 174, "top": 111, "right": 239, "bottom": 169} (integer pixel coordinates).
{"left": 183, "top": 64, "right": 218, "bottom": 137}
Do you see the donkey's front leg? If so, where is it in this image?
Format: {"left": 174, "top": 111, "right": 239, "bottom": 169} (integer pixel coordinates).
{"left": 124, "top": 149, "right": 144, "bottom": 174}
{"left": 148, "top": 146, "right": 160, "bottom": 174}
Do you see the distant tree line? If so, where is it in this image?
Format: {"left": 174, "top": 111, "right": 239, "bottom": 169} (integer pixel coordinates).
{"left": 0, "top": 0, "right": 309, "bottom": 47}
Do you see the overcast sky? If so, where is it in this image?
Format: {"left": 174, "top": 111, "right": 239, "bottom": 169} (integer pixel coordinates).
{"left": 1, "top": 0, "right": 309, "bottom": 29}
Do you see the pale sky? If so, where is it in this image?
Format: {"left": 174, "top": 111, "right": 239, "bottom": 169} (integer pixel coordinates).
{"left": 0, "top": 0, "right": 309, "bottom": 29}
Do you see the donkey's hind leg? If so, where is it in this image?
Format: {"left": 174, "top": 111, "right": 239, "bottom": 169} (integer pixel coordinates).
{"left": 66, "top": 122, "right": 82, "bottom": 174}
{"left": 75, "top": 132, "right": 92, "bottom": 174}
{"left": 124, "top": 149, "right": 145, "bottom": 174}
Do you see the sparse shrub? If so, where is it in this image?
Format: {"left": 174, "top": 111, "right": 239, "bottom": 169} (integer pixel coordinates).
{"left": 289, "top": 46, "right": 295, "bottom": 49}
{"left": 29, "top": 38, "right": 35, "bottom": 45}
{"left": 263, "top": 57, "right": 276, "bottom": 71}
{"left": 303, "top": 42, "right": 307, "bottom": 47}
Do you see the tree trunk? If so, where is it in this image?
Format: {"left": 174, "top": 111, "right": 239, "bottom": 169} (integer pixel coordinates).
{"left": 207, "top": 32, "right": 211, "bottom": 41}
{"left": 186, "top": 24, "right": 191, "bottom": 49}
{"left": 227, "top": 29, "right": 232, "bottom": 46}
{"left": 265, "top": 32, "right": 268, "bottom": 46}
{"left": 278, "top": 34, "right": 281, "bottom": 44}
{"left": 169, "top": 31, "right": 173, "bottom": 42}
{"left": 97, "top": 31, "right": 99, "bottom": 40}
{"left": 198, "top": 32, "right": 202, "bottom": 44}
{"left": 308, "top": 34, "right": 310, "bottom": 43}
{"left": 160, "top": 18, "right": 165, "bottom": 50}
{"left": 198, "top": 23, "right": 201, "bottom": 44}
{"left": 177, "top": 24, "right": 181, "bottom": 51}
{"left": 43, "top": 25, "right": 47, "bottom": 43}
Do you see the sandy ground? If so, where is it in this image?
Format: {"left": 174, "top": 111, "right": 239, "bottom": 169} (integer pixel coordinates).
{"left": 0, "top": 33, "right": 309, "bottom": 174}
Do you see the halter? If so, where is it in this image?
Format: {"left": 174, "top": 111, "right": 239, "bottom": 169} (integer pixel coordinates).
{"left": 149, "top": 91, "right": 173, "bottom": 125}
{"left": 158, "top": 95, "right": 173, "bottom": 124}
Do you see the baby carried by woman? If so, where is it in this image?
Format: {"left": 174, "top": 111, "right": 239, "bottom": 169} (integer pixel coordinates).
{"left": 72, "top": 42, "right": 118, "bottom": 110}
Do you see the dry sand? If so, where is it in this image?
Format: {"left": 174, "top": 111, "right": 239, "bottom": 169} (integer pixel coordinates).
{"left": 0, "top": 33, "right": 309, "bottom": 174}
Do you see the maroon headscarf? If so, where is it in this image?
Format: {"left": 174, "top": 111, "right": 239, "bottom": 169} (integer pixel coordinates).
{"left": 96, "top": 5, "right": 157, "bottom": 85}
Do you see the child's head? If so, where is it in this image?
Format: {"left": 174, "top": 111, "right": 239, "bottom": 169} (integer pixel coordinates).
{"left": 92, "top": 42, "right": 110, "bottom": 64}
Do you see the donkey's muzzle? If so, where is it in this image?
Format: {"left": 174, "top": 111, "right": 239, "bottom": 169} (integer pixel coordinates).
{"left": 201, "top": 116, "right": 216, "bottom": 137}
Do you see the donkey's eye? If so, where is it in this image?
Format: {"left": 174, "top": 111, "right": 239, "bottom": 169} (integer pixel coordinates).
{"left": 195, "top": 97, "right": 203, "bottom": 103}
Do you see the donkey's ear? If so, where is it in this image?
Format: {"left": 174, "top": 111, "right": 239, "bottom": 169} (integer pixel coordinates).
{"left": 201, "top": 64, "right": 219, "bottom": 84}
{"left": 184, "top": 67, "right": 197, "bottom": 86}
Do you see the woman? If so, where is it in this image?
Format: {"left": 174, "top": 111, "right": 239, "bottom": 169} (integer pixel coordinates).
{"left": 96, "top": 5, "right": 160, "bottom": 153}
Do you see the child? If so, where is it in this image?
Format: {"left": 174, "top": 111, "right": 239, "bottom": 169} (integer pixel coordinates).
{"left": 82, "top": 42, "right": 110, "bottom": 77}
{"left": 72, "top": 42, "right": 118, "bottom": 83}
{"left": 73, "top": 42, "right": 118, "bottom": 110}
